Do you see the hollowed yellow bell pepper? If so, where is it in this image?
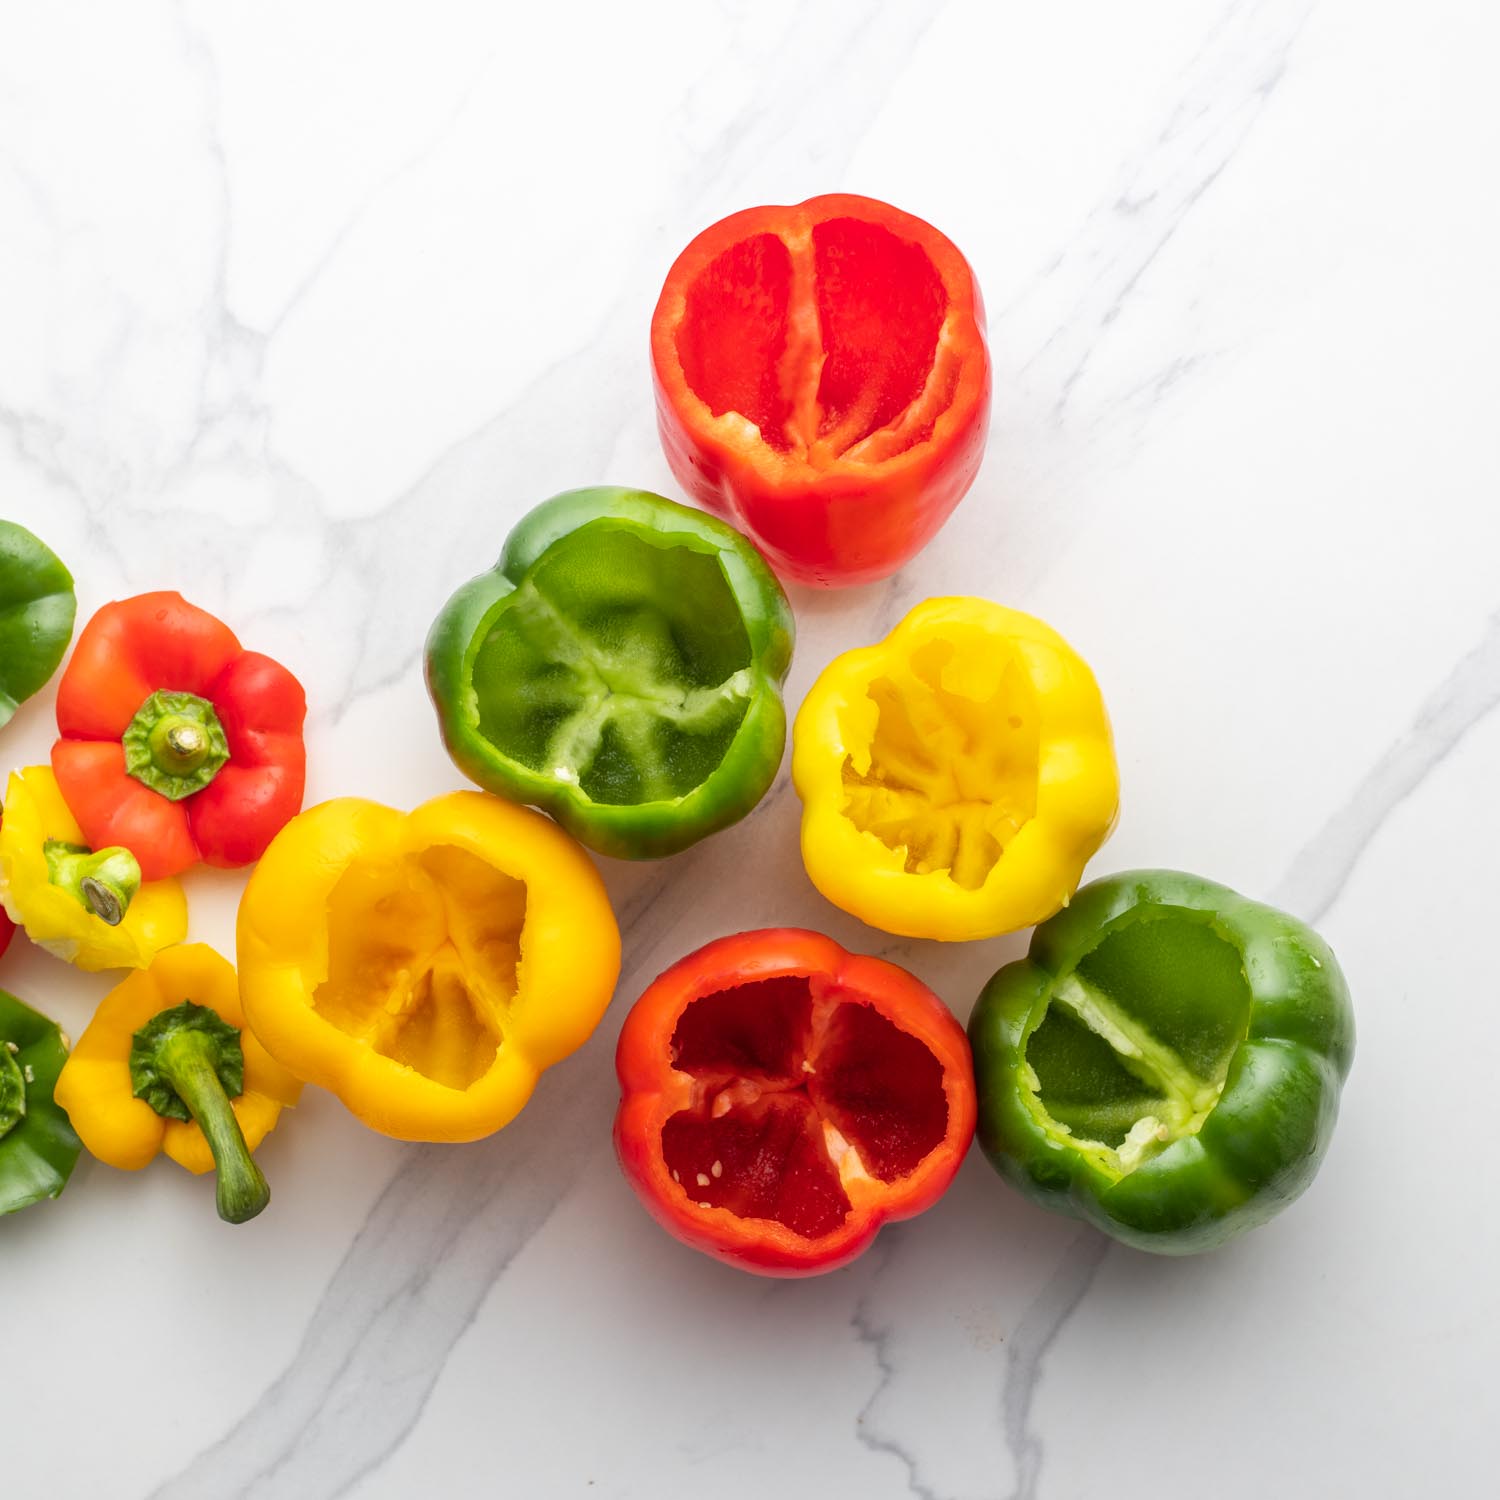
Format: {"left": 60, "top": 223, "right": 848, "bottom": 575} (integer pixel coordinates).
{"left": 0, "top": 766, "right": 187, "bottom": 971}
{"left": 237, "top": 790, "right": 621, "bottom": 1142}
{"left": 793, "top": 597, "right": 1119, "bottom": 941}
{"left": 56, "top": 943, "right": 300, "bottom": 1223}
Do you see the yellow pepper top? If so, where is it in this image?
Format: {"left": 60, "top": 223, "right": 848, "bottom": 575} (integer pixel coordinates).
{"left": 237, "top": 790, "right": 622, "bottom": 1143}
{"left": 0, "top": 766, "right": 187, "bottom": 971}
{"left": 56, "top": 943, "right": 300, "bottom": 1190}
{"left": 792, "top": 597, "right": 1119, "bottom": 941}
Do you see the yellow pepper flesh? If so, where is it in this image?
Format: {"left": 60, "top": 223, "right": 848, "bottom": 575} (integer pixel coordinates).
{"left": 56, "top": 943, "right": 300, "bottom": 1175}
{"left": 237, "top": 791, "right": 621, "bottom": 1142}
{"left": 0, "top": 766, "right": 187, "bottom": 972}
{"left": 793, "top": 597, "right": 1119, "bottom": 941}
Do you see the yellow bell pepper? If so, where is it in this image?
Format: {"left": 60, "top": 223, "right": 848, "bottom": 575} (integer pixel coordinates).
{"left": 792, "top": 597, "right": 1119, "bottom": 941}
{"left": 0, "top": 766, "right": 187, "bottom": 971}
{"left": 55, "top": 944, "right": 300, "bottom": 1222}
{"left": 237, "top": 790, "right": 621, "bottom": 1143}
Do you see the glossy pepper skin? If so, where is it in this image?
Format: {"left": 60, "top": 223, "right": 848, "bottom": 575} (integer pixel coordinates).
{"left": 651, "top": 194, "right": 990, "bottom": 587}
{"left": 0, "top": 767, "right": 187, "bottom": 972}
{"left": 615, "top": 928, "right": 976, "bottom": 1276}
{"left": 426, "top": 487, "right": 793, "bottom": 860}
{"left": 0, "top": 519, "right": 76, "bottom": 729}
{"left": 793, "top": 597, "right": 1118, "bottom": 941}
{"left": 0, "top": 988, "right": 83, "bottom": 1216}
{"left": 57, "top": 945, "right": 300, "bottom": 1223}
{"left": 968, "top": 871, "right": 1355, "bottom": 1254}
{"left": 51, "top": 591, "right": 307, "bottom": 880}
{"left": 239, "top": 791, "right": 621, "bottom": 1142}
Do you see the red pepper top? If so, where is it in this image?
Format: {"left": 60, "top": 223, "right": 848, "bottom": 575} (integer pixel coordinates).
{"left": 51, "top": 592, "right": 307, "bottom": 880}
{"left": 651, "top": 194, "right": 990, "bottom": 587}
{"left": 615, "top": 928, "right": 976, "bottom": 1276}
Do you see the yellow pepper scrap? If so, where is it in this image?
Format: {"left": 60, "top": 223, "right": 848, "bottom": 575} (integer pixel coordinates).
{"left": 0, "top": 766, "right": 187, "bottom": 971}
{"left": 237, "top": 790, "right": 621, "bottom": 1142}
{"left": 793, "top": 597, "right": 1119, "bottom": 941}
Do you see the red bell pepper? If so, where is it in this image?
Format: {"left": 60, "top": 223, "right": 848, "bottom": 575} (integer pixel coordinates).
{"left": 650, "top": 193, "right": 990, "bottom": 588}
{"left": 51, "top": 593, "right": 307, "bottom": 880}
{"left": 614, "top": 928, "right": 976, "bottom": 1276}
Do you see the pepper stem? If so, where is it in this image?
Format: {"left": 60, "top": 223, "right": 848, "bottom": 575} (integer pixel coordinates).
{"left": 155, "top": 1029, "right": 269, "bottom": 1223}
{"left": 44, "top": 840, "right": 141, "bottom": 925}
{"left": 155, "top": 717, "right": 210, "bottom": 769}
{"left": 122, "top": 690, "right": 231, "bottom": 800}
{"left": 130, "top": 1002, "right": 269, "bottom": 1225}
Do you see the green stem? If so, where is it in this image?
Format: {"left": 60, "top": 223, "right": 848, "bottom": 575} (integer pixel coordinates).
{"left": 156, "top": 1030, "right": 269, "bottom": 1224}
{"left": 151, "top": 716, "right": 211, "bottom": 771}
{"left": 122, "top": 690, "right": 230, "bottom": 800}
{"left": 44, "top": 840, "right": 141, "bottom": 925}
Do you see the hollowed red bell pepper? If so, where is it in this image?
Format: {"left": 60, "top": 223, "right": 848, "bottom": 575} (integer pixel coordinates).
{"left": 614, "top": 928, "right": 976, "bottom": 1276}
{"left": 51, "top": 593, "right": 307, "bottom": 880}
{"left": 651, "top": 193, "right": 990, "bottom": 587}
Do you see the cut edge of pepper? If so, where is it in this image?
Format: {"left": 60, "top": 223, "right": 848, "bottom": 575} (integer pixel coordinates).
{"left": 459, "top": 521, "right": 766, "bottom": 815}
{"left": 660, "top": 971, "right": 954, "bottom": 1242}
{"left": 656, "top": 198, "right": 986, "bottom": 481}
{"left": 1017, "top": 908, "right": 1253, "bottom": 1183}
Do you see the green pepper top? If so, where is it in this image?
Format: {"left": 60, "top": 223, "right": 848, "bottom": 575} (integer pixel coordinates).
{"left": 130, "top": 1001, "right": 270, "bottom": 1225}
{"left": 0, "top": 989, "right": 83, "bottom": 1216}
{"left": 425, "top": 487, "right": 794, "bottom": 859}
{"left": 0, "top": 520, "right": 77, "bottom": 730}
{"left": 968, "top": 869, "right": 1355, "bottom": 1254}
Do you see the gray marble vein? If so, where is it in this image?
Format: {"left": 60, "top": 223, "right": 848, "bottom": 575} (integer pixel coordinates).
{"left": 1015, "top": 0, "right": 1317, "bottom": 412}
{"left": 997, "top": 1231, "right": 1110, "bottom": 1500}
{"left": 850, "top": 1237, "right": 945, "bottom": 1500}
{"left": 1271, "top": 606, "right": 1500, "bottom": 924}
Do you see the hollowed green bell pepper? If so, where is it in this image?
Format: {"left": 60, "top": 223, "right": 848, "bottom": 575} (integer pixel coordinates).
{"left": 426, "top": 487, "right": 793, "bottom": 859}
{"left": 969, "top": 869, "right": 1354, "bottom": 1254}
{"left": 0, "top": 520, "right": 76, "bottom": 729}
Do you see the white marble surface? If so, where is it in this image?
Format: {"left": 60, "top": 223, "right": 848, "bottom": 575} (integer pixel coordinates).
{"left": 3, "top": 1, "right": 1497, "bottom": 1495}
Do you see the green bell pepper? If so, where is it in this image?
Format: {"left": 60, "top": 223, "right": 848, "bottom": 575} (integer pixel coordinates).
{"left": 0, "top": 988, "right": 83, "bottom": 1215}
{"left": 0, "top": 520, "right": 77, "bottom": 729}
{"left": 968, "top": 869, "right": 1354, "bottom": 1254}
{"left": 426, "top": 487, "right": 794, "bottom": 859}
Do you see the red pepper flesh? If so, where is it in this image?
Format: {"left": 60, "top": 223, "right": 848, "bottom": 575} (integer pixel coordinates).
{"left": 615, "top": 928, "right": 976, "bottom": 1275}
{"left": 651, "top": 194, "right": 990, "bottom": 587}
{"left": 52, "top": 593, "right": 307, "bottom": 880}
{"left": 0, "top": 812, "right": 12, "bottom": 960}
